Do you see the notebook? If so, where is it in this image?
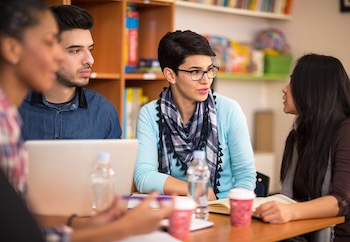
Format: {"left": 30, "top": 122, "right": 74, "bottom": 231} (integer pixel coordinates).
{"left": 25, "top": 139, "right": 138, "bottom": 216}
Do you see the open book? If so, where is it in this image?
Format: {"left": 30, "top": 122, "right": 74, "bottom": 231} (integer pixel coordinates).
{"left": 208, "top": 194, "right": 297, "bottom": 215}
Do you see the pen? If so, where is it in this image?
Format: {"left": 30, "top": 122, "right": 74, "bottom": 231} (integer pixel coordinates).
{"left": 121, "top": 194, "right": 173, "bottom": 201}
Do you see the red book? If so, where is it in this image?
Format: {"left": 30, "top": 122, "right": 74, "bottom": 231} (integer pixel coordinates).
{"left": 128, "top": 28, "right": 138, "bottom": 67}
{"left": 284, "top": 0, "right": 293, "bottom": 14}
{"left": 125, "top": 7, "right": 139, "bottom": 72}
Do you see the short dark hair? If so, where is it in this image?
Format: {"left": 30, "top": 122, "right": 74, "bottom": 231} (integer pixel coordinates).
{"left": 0, "top": 0, "right": 48, "bottom": 40}
{"left": 50, "top": 5, "right": 93, "bottom": 35}
{"left": 157, "top": 30, "right": 216, "bottom": 73}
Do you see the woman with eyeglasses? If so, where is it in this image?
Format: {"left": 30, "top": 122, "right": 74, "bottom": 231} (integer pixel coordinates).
{"left": 134, "top": 30, "right": 256, "bottom": 200}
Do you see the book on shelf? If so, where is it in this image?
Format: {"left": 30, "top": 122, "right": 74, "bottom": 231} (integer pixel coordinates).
{"left": 177, "top": 0, "right": 293, "bottom": 15}
{"left": 203, "top": 34, "right": 230, "bottom": 72}
{"left": 227, "top": 0, "right": 237, "bottom": 8}
{"left": 207, "top": 193, "right": 297, "bottom": 215}
{"left": 284, "top": 0, "right": 293, "bottom": 14}
{"left": 227, "top": 40, "right": 264, "bottom": 75}
{"left": 125, "top": 5, "right": 139, "bottom": 73}
{"left": 138, "top": 58, "right": 162, "bottom": 73}
{"left": 123, "top": 87, "right": 149, "bottom": 139}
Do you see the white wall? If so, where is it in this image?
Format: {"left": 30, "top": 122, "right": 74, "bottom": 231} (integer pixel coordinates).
{"left": 272, "top": 1, "right": 350, "bottom": 73}
{"left": 175, "top": 1, "right": 350, "bottom": 193}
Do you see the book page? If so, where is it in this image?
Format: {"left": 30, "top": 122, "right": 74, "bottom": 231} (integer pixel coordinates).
{"left": 208, "top": 194, "right": 297, "bottom": 215}
{"left": 208, "top": 198, "right": 230, "bottom": 214}
{"left": 117, "top": 231, "right": 180, "bottom": 242}
{"left": 208, "top": 198, "right": 229, "bottom": 207}
{"left": 252, "top": 194, "right": 297, "bottom": 211}
{"left": 160, "top": 218, "right": 214, "bottom": 231}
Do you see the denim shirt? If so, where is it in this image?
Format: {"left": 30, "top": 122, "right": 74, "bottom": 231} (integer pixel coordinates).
{"left": 19, "top": 88, "right": 122, "bottom": 140}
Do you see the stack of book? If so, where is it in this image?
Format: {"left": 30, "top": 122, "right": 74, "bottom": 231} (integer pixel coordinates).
{"left": 177, "top": 0, "right": 293, "bottom": 15}
{"left": 204, "top": 34, "right": 264, "bottom": 75}
{"left": 123, "top": 87, "right": 149, "bottom": 139}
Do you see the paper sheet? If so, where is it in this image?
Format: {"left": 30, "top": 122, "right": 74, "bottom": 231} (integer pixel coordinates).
{"left": 117, "top": 231, "right": 181, "bottom": 242}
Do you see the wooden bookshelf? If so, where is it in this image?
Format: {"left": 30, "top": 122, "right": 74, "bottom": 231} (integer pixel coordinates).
{"left": 45, "top": 0, "right": 174, "bottom": 127}
{"left": 175, "top": 1, "right": 292, "bottom": 20}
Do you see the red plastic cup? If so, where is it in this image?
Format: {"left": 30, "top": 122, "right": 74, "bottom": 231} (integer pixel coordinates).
{"left": 168, "top": 197, "right": 196, "bottom": 241}
{"left": 229, "top": 188, "right": 256, "bottom": 227}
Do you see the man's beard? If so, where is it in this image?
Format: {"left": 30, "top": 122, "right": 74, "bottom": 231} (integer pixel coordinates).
{"left": 56, "top": 72, "right": 88, "bottom": 88}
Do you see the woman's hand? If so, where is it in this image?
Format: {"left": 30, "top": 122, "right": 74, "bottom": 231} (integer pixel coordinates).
{"left": 71, "top": 195, "right": 127, "bottom": 229}
{"left": 254, "top": 195, "right": 339, "bottom": 224}
{"left": 253, "top": 201, "right": 294, "bottom": 224}
{"left": 70, "top": 193, "right": 174, "bottom": 241}
{"left": 111, "top": 192, "right": 174, "bottom": 236}
{"left": 208, "top": 188, "right": 217, "bottom": 201}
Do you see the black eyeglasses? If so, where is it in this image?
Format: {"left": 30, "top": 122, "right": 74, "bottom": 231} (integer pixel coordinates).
{"left": 177, "top": 66, "right": 219, "bottom": 81}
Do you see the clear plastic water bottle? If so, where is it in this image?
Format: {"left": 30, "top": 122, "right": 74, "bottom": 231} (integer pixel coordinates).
{"left": 91, "top": 152, "right": 115, "bottom": 213}
{"left": 187, "top": 150, "right": 210, "bottom": 220}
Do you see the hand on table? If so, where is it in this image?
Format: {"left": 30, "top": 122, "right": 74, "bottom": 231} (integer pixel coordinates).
{"left": 71, "top": 195, "right": 127, "bottom": 229}
{"left": 254, "top": 201, "right": 294, "bottom": 224}
{"left": 112, "top": 192, "right": 174, "bottom": 235}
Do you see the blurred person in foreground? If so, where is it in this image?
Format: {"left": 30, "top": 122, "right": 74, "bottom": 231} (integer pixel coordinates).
{"left": 0, "top": 1, "right": 172, "bottom": 241}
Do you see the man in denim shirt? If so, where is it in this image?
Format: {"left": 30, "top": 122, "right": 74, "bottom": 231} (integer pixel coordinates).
{"left": 19, "top": 5, "right": 122, "bottom": 140}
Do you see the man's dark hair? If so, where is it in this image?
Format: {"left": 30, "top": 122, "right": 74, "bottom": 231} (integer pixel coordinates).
{"left": 50, "top": 5, "right": 94, "bottom": 35}
{"left": 158, "top": 30, "right": 216, "bottom": 74}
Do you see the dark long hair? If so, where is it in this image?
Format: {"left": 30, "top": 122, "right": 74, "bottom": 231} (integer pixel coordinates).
{"left": 281, "top": 53, "right": 350, "bottom": 199}
{"left": 0, "top": 0, "right": 48, "bottom": 41}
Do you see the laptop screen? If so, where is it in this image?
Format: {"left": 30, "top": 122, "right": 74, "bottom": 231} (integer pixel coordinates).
{"left": 25, "top": 139, "right": 138, "bottom": 216}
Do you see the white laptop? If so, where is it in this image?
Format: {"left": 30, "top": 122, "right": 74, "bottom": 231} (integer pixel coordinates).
{"left": 25, "top": 139, "right": 138, "bottom": 216}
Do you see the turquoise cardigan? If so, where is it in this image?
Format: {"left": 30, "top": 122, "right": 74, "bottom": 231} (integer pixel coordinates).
{"left": 133, "top": 93, "right": 256, "bottom": 199}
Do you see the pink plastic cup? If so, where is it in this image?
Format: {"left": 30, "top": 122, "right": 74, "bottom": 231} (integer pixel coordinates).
{"left": 229, "top": 188, "right": 256, "bottom": 227}
{"left": 168, "top": 197, "right": 196, "bottom": 241}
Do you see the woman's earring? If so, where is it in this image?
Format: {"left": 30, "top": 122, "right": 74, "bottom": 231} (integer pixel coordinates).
{"left": 172, "top": 81, "right": 176, "bottom": 85}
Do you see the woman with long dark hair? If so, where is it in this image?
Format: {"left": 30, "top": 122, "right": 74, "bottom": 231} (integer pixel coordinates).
{"left": 255, "top": 53, "right": 350, "bottom": 242}
{"left": 0, "top": 1, "right": 172, "bottom": 241}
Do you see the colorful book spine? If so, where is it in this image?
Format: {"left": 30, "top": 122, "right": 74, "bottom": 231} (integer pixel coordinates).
{"left": 123, "top": 88, "right": 133, "bottom": 139}
{"left": 177, "top": 0, "right": 292, "bottom": 15}
{"left": 123, "top": 87, "right": 148, "bottom": 139}
{"left": 125, "top": 6, "right": 139, "bottom": 73}
{"left": 284, "top": 0, "right": 293, "bottom": 14}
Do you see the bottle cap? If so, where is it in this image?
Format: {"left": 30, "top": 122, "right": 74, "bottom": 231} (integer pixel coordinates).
{"left": 193, "top": 150, "right": 205, "bottom": 160}
{"left": 98, "top": 152, "right": 110, "bottom": 164}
